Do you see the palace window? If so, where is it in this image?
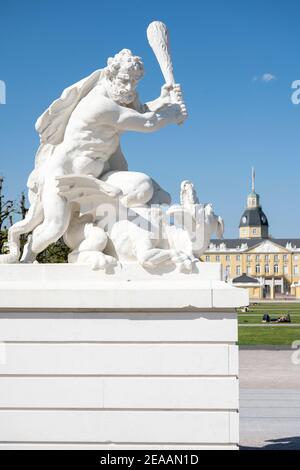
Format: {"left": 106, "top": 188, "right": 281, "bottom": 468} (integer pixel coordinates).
{"left": 225, "top": 265, "right": 230, "bottom": 276}
{"left": 294, "top": 255, "right": 299, "bottom": 262}
{"left": 236, "top": 255, "right": 241, "bottom": 261}
{"left": 274, "top": 255, "right": 279, "bottom": 262}
{"left": 236, "top": 266, "right": 241, "bottom": 276}
{"left": 283, "top": 255, "right": 288, "bottom": 261}
{"left": 247, "top": 255, "right": 251, "bottom": 262}
{"left": 216, "top": 255, "right": 220, "bottom": 262}
{"left": 252, "top": 228, "right": 257, "bottom": 234}
{"left": 226, "top": 255, "right": 230, "bottom": 261}
{"left": 247, "top": 265, "right": 252, "bottom": 275}
{"left": 274, "top": 264, "right": 279, "bottom": 274}
{"left": 294, "top": 266, "right": 299, "bottom": 275}
{"left": 283, "top": 265, "right": 289, "bottom": 275}
{"left": 265, "top": 265, "right": 270, "bottom": 274}
{"left": 206, "top": 256, "right": 210, "bottom": 262}
{"left": 255, "top": 264, "right": 261, "bottom": 274}
{"left": 256, "top": 255, "right": 260, "bottom": 262}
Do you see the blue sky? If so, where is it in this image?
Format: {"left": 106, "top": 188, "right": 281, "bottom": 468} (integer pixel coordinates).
{"left": 0, "top": 0, "right": 299, "bottom": 238}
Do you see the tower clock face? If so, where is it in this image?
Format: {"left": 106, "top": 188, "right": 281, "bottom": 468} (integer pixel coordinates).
{"left": 242, "top": 216, "right": 247, "bottom": 224}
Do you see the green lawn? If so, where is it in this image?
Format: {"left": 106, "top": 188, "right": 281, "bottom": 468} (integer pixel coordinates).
{"left": 239, "top": 315, "right": 300, "bottom": 324}
{"left": 238, "top": 302, "right": 300, "bottom": 345}
{"left": 239, "top": 326, "right": 300, "bottom": 346}
{"left": 239, "top": 303, "right": 300, "bottom": 313}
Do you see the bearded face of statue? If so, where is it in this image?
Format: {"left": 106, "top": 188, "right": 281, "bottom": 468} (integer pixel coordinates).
{"left": 108, "top": 72, "right": 139, "bottom": 105}
{"left": 105, "top": 49, "right": 144, "bottom": 105}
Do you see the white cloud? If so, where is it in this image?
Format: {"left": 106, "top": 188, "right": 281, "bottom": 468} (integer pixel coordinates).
{"left": 262, "top": 73, "right": 276, "bottom": 82}
{"left": 252, "top": 73, "right": 277, "bottom": 83}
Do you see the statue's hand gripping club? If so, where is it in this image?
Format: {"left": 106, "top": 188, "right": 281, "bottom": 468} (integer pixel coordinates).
{"left": 147, "top": 21, "right": 187, "bottom": 124}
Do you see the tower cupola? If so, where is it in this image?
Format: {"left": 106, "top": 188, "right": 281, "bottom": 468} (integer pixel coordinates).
{"left": 239, "top": 168, "right": 269, "bottom": 239}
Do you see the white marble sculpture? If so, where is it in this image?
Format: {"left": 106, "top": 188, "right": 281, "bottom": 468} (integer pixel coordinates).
{"left": 0, "top": 22, "right": 223, "bottom": 272}
{"left": 53, "top": 177, "right": 223, "bottom": 272}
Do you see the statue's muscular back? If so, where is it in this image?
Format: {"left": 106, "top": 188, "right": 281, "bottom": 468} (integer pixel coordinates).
{"left": 51, "top": 84, "right": 122, "bottom": 178}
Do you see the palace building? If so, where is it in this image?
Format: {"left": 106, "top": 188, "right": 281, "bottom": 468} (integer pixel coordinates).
{"left": 201, "top": 169, "right": 300, "bottom": 299}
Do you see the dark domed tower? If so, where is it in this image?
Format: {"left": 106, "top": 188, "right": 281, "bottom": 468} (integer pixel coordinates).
{"left": 239, "top": 168, "right": 269, "bottom": 239}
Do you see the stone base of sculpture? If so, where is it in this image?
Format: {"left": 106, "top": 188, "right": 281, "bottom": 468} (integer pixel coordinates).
{"left": 0, "top": 262, "right": 247, "bottom": 450}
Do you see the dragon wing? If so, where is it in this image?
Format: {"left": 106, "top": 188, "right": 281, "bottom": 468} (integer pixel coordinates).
{"left": 34, "top": 68, "right": 103, "bottom": 169}
{"left": 55, "top": 174, "right": 122, "bottom": 216}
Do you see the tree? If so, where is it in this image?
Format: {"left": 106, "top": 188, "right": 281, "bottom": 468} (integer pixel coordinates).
{"left": 0, "top": 176, "right": 14, "bottom": 253}
{"left": 18, "top": 192, "right": 27, "bottom": 220}
{"left": 37, "top": 238, "right": 70, "bottom": 264}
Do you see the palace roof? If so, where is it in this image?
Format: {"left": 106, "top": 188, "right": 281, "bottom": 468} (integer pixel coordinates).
{"left": 208, "top": 238, "right": 300, "bottom": 251}
{"left": 232, "top": 273, "right": 260, "bottom": 284}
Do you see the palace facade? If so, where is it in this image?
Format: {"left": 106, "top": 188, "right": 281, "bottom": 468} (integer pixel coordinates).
{"left": 201, "top": 170, "right": 300, "bottom": 299}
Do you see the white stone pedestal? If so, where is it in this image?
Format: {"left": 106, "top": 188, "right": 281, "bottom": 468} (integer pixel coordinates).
{"left": 0, "top": 263, "right": 248, "bottom": 450}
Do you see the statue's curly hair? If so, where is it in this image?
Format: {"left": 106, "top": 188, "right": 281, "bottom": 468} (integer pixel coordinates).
{"left": 105, "top": 49, "right": 144, "bottom": 81}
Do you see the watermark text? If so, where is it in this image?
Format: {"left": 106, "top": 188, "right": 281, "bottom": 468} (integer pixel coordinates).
{"left": 0, "top": 80, "right": 6, "bottom": 104}
{"left": 291, "top": 80, "right": 300, "bottom": 105}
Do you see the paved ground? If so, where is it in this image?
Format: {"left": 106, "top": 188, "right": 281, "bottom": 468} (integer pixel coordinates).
{"left": 239, "top": 350, "right": 300, "bottom": 450}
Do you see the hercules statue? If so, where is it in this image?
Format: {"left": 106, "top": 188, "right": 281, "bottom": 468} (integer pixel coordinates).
{"left": 0, "top": 48, "right": 187, "bottom": 264}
